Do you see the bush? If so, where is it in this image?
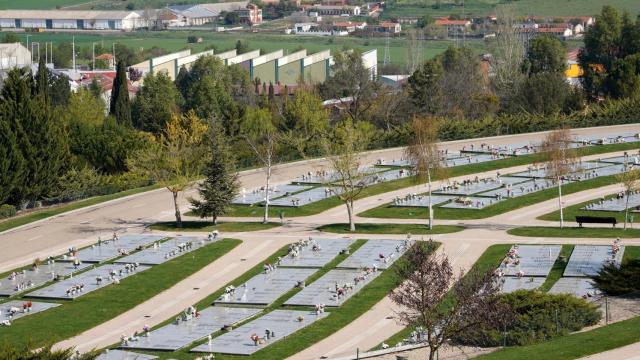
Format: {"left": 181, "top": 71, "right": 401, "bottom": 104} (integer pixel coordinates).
{"left": 454, "top": 290, "right": 601, "bottom": 347}
{"left": 592, "top": 259, "right": 640, "bottom": 296}
{"left": 0, "top": 204, "right": 16, "bottom": 219}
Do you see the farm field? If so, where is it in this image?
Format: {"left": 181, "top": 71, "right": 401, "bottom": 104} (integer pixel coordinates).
{"left": 0, "top": 0, "right": 209, "bottom": 10}
{"left": 1, "top": 30, "right": 486, "bottom": 67}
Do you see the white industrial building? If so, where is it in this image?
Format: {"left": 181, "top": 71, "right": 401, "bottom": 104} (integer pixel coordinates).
{"left": 0, "top": 10, "right": 147, "bottom": 30}
{"left": 0, "top": 42, "right": 31, "bottom": 70}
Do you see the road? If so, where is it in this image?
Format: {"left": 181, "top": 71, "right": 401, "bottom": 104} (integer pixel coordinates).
{"left": 2, "top": 123, "right": 640, "bottom": 358}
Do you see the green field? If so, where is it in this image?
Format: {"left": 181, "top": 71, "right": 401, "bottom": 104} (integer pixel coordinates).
{"left": 508, "top": 226, "right": 640, "bottom": 238}
{"left": 0, "top": 0, "right": 207, "bottom": 10}
{"left": 1, "top": 30, "right": 484, "bottom": 68}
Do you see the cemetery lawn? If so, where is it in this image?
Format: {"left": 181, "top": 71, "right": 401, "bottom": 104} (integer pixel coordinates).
{"left": 317, "top": 223, "right": 464, "bottom": 235}
{"left": 507, "top": 227, "right": 640, "bottom": 238}
{"left": 371, "top": 244, "right": 511, "bottom": 350}
{"left": 149, "top": 221, "right": 280, "bottom": 232}
{"left": 0, "top": 238, "right": 241, "bottom": 349}
{"left": 476, "top": 314, "right": 640, "bottom": 360}
{"left": 538, "top": 245, "right": 574, "bottom": 292}
{"left": 359, "top": 174, "right": 621, "bottom": 220}
{"left": 539, "top": 192, "right": 634, "bottom": 224}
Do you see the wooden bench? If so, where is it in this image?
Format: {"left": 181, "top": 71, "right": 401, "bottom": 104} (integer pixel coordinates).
{"left": 575, "top": 216, "right": 617, "bottom": 228}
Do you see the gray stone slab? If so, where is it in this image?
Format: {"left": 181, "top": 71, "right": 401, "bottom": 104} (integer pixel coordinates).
{"left": 214, "top": 268, "right": 316, "bottom": 306}
{"left": 362, "top": 169, "right": 412, "bottom": 185}
{"left": 27, "top": 263, "right": 151, "bottom": 300}
{"left": 582, "top": 193, "right": 640, "bottom": 212}
{"left": 376, "top": 158, "right": 413, "bottom": 167}
{"left": 440, "top": 196, "right": 505, "bottom": 209}
{"left": 279, "top": 238, "right": 352, "bottom": 268}
{"left": 0, "top": 300, "right": 60, "bottom": 322}
{"left": 269, "top": 187, "right": 345, "bottom": 207}
{"left": 434, "top": 178, "right": 506, "bottom": 196}
{"left": 390, "top": 194, "right": 454, "bottom": 208}
{"left": 120, "top": 307, "right": 261, "bottom": 351}
{"left": 500, "top": 245, "right": 561, "bottom": 277}
{"left": 0, "top": 261, "right": 92, "bottom": 296}
{"left": 564, "top": 245, "right": 625, "bottom": 277}
{"left": 443, "top": 153, "right": 498, "bottom": 167}
{"left": 598, "top": 155, "right": 640, "bottom": 165}
{"left": 96, "top": 350, "right": 157, "bottom": 360}
{"left": 292, "top": 168, "right": 379, "bottom": 185}
{"left": 479, "top": 179, "right": 556, "bottom": 199}
{"left": 284, "top": 269, "right": 381, "bottom": 307}
{"left": 191, "top": 310, "right": 328, "bottom": 355}
{"left": 233, "top": 185, "right": 311, "bottom": 205}
{"left": 549, "top": 278, "right": 599, "bottom": 300}
{"left": 62, "top": 234, "right": 166, "bottom": 263}
{"left": 338, "top": 239, "right": 411, "bottom": 270}
{"left": 115, "top": 236, "right": 212, "bottom": 265}
{"left": 498, "top": 277, "right": 546, "bottom": 293}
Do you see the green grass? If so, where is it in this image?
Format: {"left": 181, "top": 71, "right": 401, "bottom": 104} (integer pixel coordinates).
{"left": 317, "top": 223, "right": 464, "bottom": 235}
{"left": 623, "top": 246, "right": 640, "bottom": 262}
{"left": 507, "top": 226, "right": 640, "bottom": 238}
{"left": 0, "top": 239, "right": 241, "bottom": 349}
{"left": 538, "top": 245, "right": 574, "bottom": 292}
{"left": 149, "top": 221, "right": 280, "bottom": 232}
{"left": 477, "top": 314, "right": 640, "bottom": 360}
{"left": 371, "top": 243, "right": 511, "bottom": 350}
{"left": 0, "top": 184, "right": 160, "bottom": 234}
{"left": 539, "top": 192, "right": 638, "bottom": 225}
{"left": 361, "top": 175, "right": 622, "bottom": 220}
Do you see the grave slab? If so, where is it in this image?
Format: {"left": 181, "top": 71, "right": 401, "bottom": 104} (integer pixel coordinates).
{"left": 284, "top": 269, "right": 381, "bottom": 307}
{"left": 498, "top": 277, "right": 546, "bottom": 293}
{"left": 121, "top": 307, "right": 261, "bottom": 351}
{"left": 500, "top": 245, "right": 561, "bottom": 277}
{"left": 338, "top": 239, "right": 411, "bottom": 270}
{"left": 96, "top": 350, "right": 158, "bottom": 360}
{"left": 390, "top": 194, "right": 454, "bottom": 208}
{"left": 564, "top": 245, "right": 625, "bottom": 277}
{"left": 279, "top": 238, "right": 352, "bottom": 268}
{"left": 581, "top": 193, "right": 640, "bottom": 212}
{"left": 269, "top": 187, "right": 345, "bottom": 207}
{"left": 1, "top": 300, "right": 60, "bottom": 322}
{"left": 191, "top": 310, "right": 328, "bottom": 355}
{"left": 115, "top": 236, "right": 211, "bottom": 265}
{"left": 27, "top": 264, "right": 151, "bottom": 300}
{"left": 63, "top": 234, "right": 166, "bottom": 263}
{"left": 233, "top": 185, "right": 311, "bottom": 205}
{"left": 549, "top": 278, "right": 599, "bottom": 300}
{"left": 0, "top": 261, "right": 92, "bottom": 296}
{"left": 440, "top": 196, "right": 505, "bottom": 209}
{"left": 214, "top": 268, "right": 316, "bottom": 306}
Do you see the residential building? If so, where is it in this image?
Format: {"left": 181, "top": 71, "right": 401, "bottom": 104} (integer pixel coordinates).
{"left": 0, "top": 42, "right": 31, "bottom": 70}
{"left": 333, "top": 21, "right": 366, "bottom": 33}
{"left": 165, "top": 5, "right": 216, "bottom": 26}
{"left": 434, "top": 17, "right": 471, "bottom": 36}
{"left": 371, "top": 21, "right": 401, "bottom": 33}
{"left": 0, "top": 10, "right": 147, "bottom": 30}
{"left": 308, "top": 5, "right": 361, "bottom": 17}
{"left": 199, "top": 1, "right": 250, "bottom": 16}
{"left": 535, "top": 26, "right": 573, "bottom": 39}
{"left": 234, "top": 4, "right": 262, "bottom": 25}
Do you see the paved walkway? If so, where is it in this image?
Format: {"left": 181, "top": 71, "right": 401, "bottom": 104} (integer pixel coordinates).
{"left": 3, "top": 124, "right": 637, "bottom": 358}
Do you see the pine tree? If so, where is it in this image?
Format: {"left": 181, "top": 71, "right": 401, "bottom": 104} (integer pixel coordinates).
{"left": 109, "top": 60, "right": 132, "bottom": 126}
{"left": 36, "top": 57, "right": 49, "bottom": 103}
{"left": 189, "top": 122, "right": 239, "bottom": 224}
{"left": 0, "top": 114, "right": 24, "bottom": 205}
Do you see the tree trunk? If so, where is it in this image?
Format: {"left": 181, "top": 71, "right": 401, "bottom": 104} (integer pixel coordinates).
{"left": 557, "top": 177, "right": 564, "bottom": 229}
{"left": 173, "top": 191, "right": 182, "bottom": 228}
{"left": 427, "top": 170, "right": 433, "bottom": 230}
{"left": 428, "top": 346, "right": 436, "bottom": 360}
{"left": 347, "top": 201, "right": 355, "bottom": 232}
{"left": 263, "top": 163, "right": 271, "bottom": 224}
{"left": 213, "top": 215, "right": 218, "bottom": 225}
{"left": 624, "top": 190, "right": 630, "bottom": 230}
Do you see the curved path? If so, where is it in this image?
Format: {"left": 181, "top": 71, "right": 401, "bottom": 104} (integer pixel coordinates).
{"left": 2, "top": 124, "right": 639, "bottom": 358}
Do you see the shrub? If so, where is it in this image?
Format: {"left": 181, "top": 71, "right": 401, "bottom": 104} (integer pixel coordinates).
{"left": 454, "top": 290, "right": 601, "bottom": 347}
{"left": 0, "top": 204, "right": 16, "bottom": 219}
{"left": 592, "top": 259, "right": 640, "bottom": 296}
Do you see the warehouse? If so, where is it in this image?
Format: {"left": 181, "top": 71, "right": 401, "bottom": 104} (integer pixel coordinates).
{"left": 0, "top": 10, "right": 147, "bottom": 31}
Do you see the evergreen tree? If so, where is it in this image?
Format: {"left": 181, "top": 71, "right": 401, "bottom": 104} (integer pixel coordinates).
{"left": 109, "top": 60, "right": 132, "bottom": 126}
{"left": 189, "top": 122, "right": 239, "bottom": 224}
{"left": 175, "top": 65, "right": 189, "bottom": 99}
{"left": 132, "top": 72, "right": 182, "bottom": 133}
{"left": 0, "top": 114, "right": 24, "bottom": 205}
{"left": 48, "top": 72, "right": 71, "bottom": 107}
{"left": 35, "top": 57, "right": 49, "bottom": 103}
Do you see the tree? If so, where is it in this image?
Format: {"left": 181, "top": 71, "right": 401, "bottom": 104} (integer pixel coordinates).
{"left": 189, "top": 123, "right": 240, "bottom": 224}
{"left": 109, "top": 60, "right": 132, "bottom": 126}
{"left": 592, "top": 259, "right": 640, "bottom": 296}
{"left": 608, "top": 54, "right": 640, "bottom": 99}
{"left": 391, "top": 242, "right": 509, "bottom": 360}
{"left": 524, "top": 35, "right": 567, "bottom": 75}
{"left": 518, "top": 72, "right": 568, "bottom": 115}
{"left": 223, "top": 11, "right": 240, "bottom": 25}
{"left": 540, "top": 128, "right": 579, "bottom": 228}
{"left": 322, "top": 120, "right": 373, "bottom": 231}
{"left": 235, "top": 40, "right": 250, "bottom": 54}
{"left": 240, "top": 107, "right": 280, "bottom": 224}
{"left": 0, "top": 343, "right": 99, "bottom": 360}
{"left": 132, "top": 71, "right": 182, "bottom": 133}
{"left": 277, "top": 88, "right": 329, "bottom": 158}
{"left": 128, "top": 112, "right": 208, "bottom": 227}
{"left": 48, "top": 72, "right": 71, "bottom": 107}
{"left": 2, "top": 32, "right": 19, "bottom": 43}
{"left": 615, "top": 168, "right": 640, "bottom": 230}
{"left": 405, "top": 117, "right": 445, "bottom": 230}
{"left": 52, "top": 42, "right": 73, "bottom": 69}
{"left": 408, "top": 58, "right": 443, "bottom": 115}
{"left": 321, "top": 49, "right": 379, "bottom": 123}
{"left": 0, "top": 114, "right": 24, "bottom": 205}
{"left": 35, "top": 57, "right": 49, "bottom": 102}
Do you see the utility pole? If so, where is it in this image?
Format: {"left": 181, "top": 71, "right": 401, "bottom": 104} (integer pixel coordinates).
{"left": 112, "top": 43, "right": 116, "bottom": 70}
{"left": 383, "top": 31, "right": 390, "bottom": 66}
{"left": 72, "top": 35, "right": 76, "bottom": 71}
{"left": 25, "top": 34, "right": 31, "bottom": 64}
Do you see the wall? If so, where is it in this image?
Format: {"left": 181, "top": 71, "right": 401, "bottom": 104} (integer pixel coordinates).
{"left": 304, "top": 59, "right": 328, "bottom": 84}
{"left": 278, "top": 59, "right": 302, "bottom": 85}
{"left": 253, "top": 60, "right": 276, "bottom": 84}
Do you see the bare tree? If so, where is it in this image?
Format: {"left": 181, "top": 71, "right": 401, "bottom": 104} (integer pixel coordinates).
{"left": 406, "top": 28, "right": 424, "bottom": 75}
{"left": 615, "top": 167, "right": 640, "bottom": 230}
{"left": 405, "top": 117, "right": 446, "bottom": 230}
{"left": 540, "top": 128, "right": 579, "bottom": 228}
{"left": 391, "top": 243, "right": 509, "bottom": 360}
{"left": 323, "top": 120, "right": 373, "bottom": 231}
